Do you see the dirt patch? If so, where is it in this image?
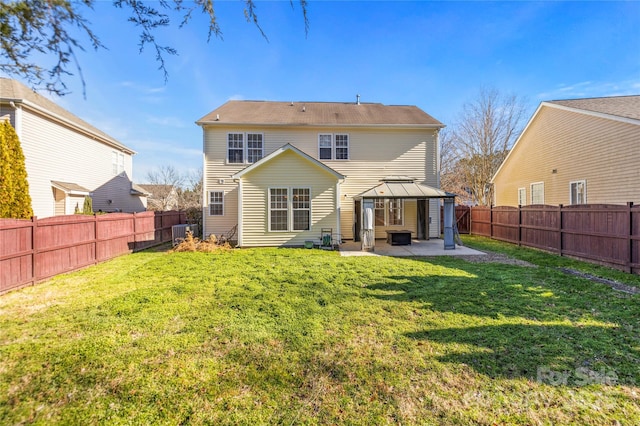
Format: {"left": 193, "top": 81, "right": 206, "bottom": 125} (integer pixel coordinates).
{"left": 557, "top": 268, "right": 640, "bottom": 295}
{"left": 453, "top": 251, "right": 537, "bottom": 268}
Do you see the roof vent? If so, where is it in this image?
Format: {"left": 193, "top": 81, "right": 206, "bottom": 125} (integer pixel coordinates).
{"left": 356, "top": 94, "right": 360, "bottom": 105}
{"left": 302, "top": 106, "right": 306, "bottom": 112}
{"left": 215, "top": 114, "right": 220, "bottom": 121}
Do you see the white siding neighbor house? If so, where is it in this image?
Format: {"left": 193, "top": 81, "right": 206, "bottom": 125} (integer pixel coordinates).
{"left": 0, "top": 78, "right": 147, "bottom": 217}
{"left": 197, "top": 99, "right": 450, "bottom": 247}
{"left": 492, "top": 95, "right": 640, "bottom": 206}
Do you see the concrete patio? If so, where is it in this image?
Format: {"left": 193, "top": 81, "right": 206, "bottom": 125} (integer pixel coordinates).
{"left": 338, "top": 239, "right": 485, "bottom": 257}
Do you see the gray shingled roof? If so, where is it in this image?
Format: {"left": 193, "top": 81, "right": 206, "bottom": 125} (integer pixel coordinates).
{"left": 0, "top": 78, "right": 134, "bottom": 153}
{"left": 548, "top": 95, "right": 640, "bottom": 121}
{"left": 197, "top": 100, "right": 444, "bottom": 127}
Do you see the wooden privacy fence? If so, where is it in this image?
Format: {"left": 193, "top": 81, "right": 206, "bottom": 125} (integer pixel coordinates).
{"left": 470, "top": 203, "right": 640, "bottom": 273}
{"left": 0, "top": 211, "right": 185, "bottom": 294}
{"left": 440, "top": 205, "right": 471, "bottom": 234}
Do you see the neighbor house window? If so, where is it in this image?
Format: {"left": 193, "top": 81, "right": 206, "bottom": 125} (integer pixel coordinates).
{"left": 228, "top": 133, "right": 244, "bottom": 163}
{"left": 209, "top": 191, "right": 224, "bottom": 216}
{"left": 531, "top": 182, "right": 544, "bottom": 205}
{"left": 318, "top": 134, "right": 332, "bottom": 160}
{"left": 373, "top": 199, "right": 404, "bottom": 226}
{"left": 269, "top": 188, "right": 289, "bottom": 231}
{"left": 292, "top": 188, "right": 310, "bottom": 231}
{"left": 269, "top": 187, "right": 312, "bottom": 232}
{"left": 570, "top": 180, "right": 586, "bottom": 205}
{"left": 518, "top": 188, "right": 526, "bottom": 206}
{"left": 318, "top": 134, "right": 349, "bottom": 160}
{"left": 112, "top": 151, "right": 124, "bottom": 175}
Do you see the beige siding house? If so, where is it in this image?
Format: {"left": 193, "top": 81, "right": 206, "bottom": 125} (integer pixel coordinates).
{"left": 0, "top": 78, "right": 147, "bottom": 217}
{"left": 197, "top": 100, "right": 447, "bottom": 247}
{"left": 492, "top": 95, "right": 640, "bottom": 207}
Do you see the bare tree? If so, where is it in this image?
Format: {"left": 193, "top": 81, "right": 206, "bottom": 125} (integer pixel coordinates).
{"left": 145, "top": 165, "right": 184, "bottom": 211}
{"left": 1, "top": 0, "right": 309, "bottom": 96}
{"left": 439, "top": 128, "right": 473, "bottom": 205}
{"left": 447, "top": 87, "right": 528, "bottom": 206}
{"left": 178, "top": 168, "right": 203, "bottom": 210}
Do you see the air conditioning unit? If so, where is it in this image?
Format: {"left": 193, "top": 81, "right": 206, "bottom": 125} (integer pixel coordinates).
{"left": 172, "top": 224, "right": 192, "bottom": 246}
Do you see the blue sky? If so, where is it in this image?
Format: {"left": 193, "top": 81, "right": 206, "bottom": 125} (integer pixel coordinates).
{"left": 34, "top": 1, "right": 640, "bottom": 183}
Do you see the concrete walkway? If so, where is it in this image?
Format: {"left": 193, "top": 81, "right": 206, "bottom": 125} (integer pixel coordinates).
{"left": 339, "top": 239, "right": 485, "bottom": 257}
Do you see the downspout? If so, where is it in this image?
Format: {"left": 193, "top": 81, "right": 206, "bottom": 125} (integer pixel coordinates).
{"left": 435, "top": 128, "right": 442, "bottom": 236}
{"left": 335, "top": 180, "right": 342, "bottom": 243}
{"left": 201, "top": 133, "right": 207, "bottom": 237}
{"left": 236, "top": 179, "right": 243, "bottom": 247}
{"left": 9, "top": 100, "right": 23, "bottom": 140}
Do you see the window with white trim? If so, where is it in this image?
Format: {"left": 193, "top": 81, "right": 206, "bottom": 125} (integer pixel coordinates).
{"left": 209, "top": 191, "right": 224, "bottom": 216}
{"left": 228, "top": 133, "right": 244, "bottom": 163}
{"left": 318, "top": 134, "right": 332, "bottom": 160}
{"left": 318, "top": 134, "right": 349, "bottom": 160}
{"left": 531, "top": 182, "right": 544, "bottom": 205}
{"left": 292, "top": 188, "right": 310, "bottom": 231}
{"left": 112, "top": 151, "right": 124, "bottom": 175}
{"left": 518, "top": 188, "right": 526, "bottom": 206}
{"left": 373, "top": 199, "right": 404, "bottom": 226}
{"left": 227, "top": 132, "right": 263, "bottom": 164}
{"left": 570, "top": 180, "right": 586, "bottom": 205}
{"left": 269, "top": 187, "right": 311, "bottom": 232}
{"left": 335, "top": 134, "right": 349, "bottom": 160}
{"left": 247, "top": 133, "right": 264, "bottom": 163}
{"left": 269, "top": 188, "right": 289, "bottom": 231}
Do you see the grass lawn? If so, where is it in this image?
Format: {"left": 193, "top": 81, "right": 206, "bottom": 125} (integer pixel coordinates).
{"left": 1, "top": 236, "right": 639, "bottom": 425}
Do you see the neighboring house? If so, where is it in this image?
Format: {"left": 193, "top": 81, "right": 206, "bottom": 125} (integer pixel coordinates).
{"left": 137, "top": 184, "right": 179, "bottom": 211}
{"left": 197, "top": 99, "right": 448, "bottom": 247}
{"left": 0, "top": 78, "right": 147, "bottom": 217}
{"left": 492, "top": 95, "right": 640, "bottom": 207}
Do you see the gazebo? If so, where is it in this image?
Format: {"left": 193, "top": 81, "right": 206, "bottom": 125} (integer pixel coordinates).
{"left": 354, "top": 177, "right": 457, "bottom": 252}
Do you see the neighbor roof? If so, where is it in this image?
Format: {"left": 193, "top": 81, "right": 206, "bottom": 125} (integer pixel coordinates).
{"left": 0, "top": 78, "right": 134, "bottom": 154}
{"left": 197, "top": 100, "right": 444, "bottom": 127}
{"left": 547, "top": 95, "right": 640, "bottom": 121}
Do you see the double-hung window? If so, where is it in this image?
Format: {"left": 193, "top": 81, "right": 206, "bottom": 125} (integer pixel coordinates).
{"left": 373, "top": 199, "right": 404, "bottom": 226}
{"left": 531, "top": 182, "right": 544, "bottom": 205}
{"left": 518, "top": 188, "right": 526, "bottom": 206}
{"left": 112, "top": 151, "right": 124, "bottom": 175}
{"left": 318, "top": 134, "right": 349, "bottom": 160}
{"left": 228, "top": 132, "right": 263, "bottom": 164}
{"left": 318, "top": 134, "right": 333, "bottom": 160}
{"left": 570, "top": 180, "right": 586, "bottom": 205}
{"left": 269, "top": 187, "right": 311, "bottom": 232}
{"left": 209, "top": 191, "right": 224, "bottom": 216}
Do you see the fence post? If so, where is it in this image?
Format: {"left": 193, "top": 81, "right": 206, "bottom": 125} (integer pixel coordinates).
{"left": 31, "top": 216, "right": 37, "bottom": 286}
{"left": 628, "top": 202, "right": 634, "bottom": 273}
{"left": 133, "top": 212, "right": 137, "bottom": 252}
{"left": 518, "top": 205, "right": 522, "bottom": 246}
{"left": 558, "top": 204, "right": 563, "bottom": 256}
{"left": 93, "top": 214, "right": 98, "bottom": 265}
{"left": 490, "top": 205, "right": 493, "bottom": 239}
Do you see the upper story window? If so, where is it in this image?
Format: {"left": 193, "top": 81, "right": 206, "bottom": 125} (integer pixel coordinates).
{"left": 570, "top": 180, "right": 586, "bottom": 205}
{"left": 112, "top": 151, "right": 124, "bottom": 175}
{"left": 318, "top": 134, "right": 349, "bottom": 160}
{"left": 228, "top": 132, "right": 263, "bottom": 164}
